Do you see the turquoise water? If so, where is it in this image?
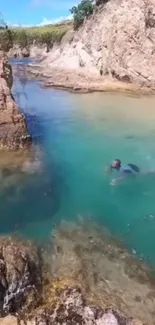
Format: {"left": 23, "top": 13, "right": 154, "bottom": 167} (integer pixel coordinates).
{"left": 2, "top": 62, "right": 155, "bottom": 265}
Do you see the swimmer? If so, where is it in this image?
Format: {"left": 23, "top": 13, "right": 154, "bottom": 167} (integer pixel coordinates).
{"left": 105, "top": 159, "right": 140, "bottom": 184}
{"left": 105, "top": 159, "right": 155, "bottom": 184}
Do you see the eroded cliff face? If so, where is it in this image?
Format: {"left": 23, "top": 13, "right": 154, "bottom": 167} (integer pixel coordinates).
{"left": 0, "top": 51, "right": 31, "bottom": 149}
{"left": 31, "top": 0, "right": 155, "bottom": 91}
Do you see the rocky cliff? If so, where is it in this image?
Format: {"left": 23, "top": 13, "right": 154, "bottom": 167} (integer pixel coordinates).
{"left": 28, "top": 0, "right": 155, "bottom": 92}
{"left": 0, "top": 51, "right": 31, "bottom": 148}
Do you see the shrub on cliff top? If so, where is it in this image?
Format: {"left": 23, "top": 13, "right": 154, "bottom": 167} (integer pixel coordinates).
{"left": 0, "top": 13, "right": 13, "bottom": 51}
{"left": 11, "top": 29, "right": 28, "bottom": 48}
{"left": 0, "top": 28, "right": 13, "bottom": 51}
{"left": 70, "top": 0, "right": 94, "bottom": 30}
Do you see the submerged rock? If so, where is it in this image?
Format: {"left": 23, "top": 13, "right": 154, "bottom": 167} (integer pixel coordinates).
{"left": 0, "top": 223, "right": 147, "bottom": 325}
{"left": 0, "top": 287, "right": 143, "bottom": 325}
{"left": 41, "top": 218, "right": 155, "bottom": 325}
{"left": 0, "top": 50, "right": 31, "bottom": 149}
{"left": 0, "top": 236, "right": 41, "bottom": 315}
{"left": 34, "top": 287, "right": 134, "bottom": 325}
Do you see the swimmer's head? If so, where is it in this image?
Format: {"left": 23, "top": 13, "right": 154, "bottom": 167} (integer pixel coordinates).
{"left": 111, "top": 159, "right": 121, "bottom": 169}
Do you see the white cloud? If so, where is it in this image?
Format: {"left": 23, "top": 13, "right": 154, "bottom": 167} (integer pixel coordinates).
{"left": 7, "top": 14, "right": 73, "bottom": 28}
{"left": 37, "top": 15, "right": 72, "bottom": 26}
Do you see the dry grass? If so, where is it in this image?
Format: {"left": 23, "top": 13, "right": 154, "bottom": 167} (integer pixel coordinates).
{"left": 0, "top": 21, "right": 72, "bottom": 49}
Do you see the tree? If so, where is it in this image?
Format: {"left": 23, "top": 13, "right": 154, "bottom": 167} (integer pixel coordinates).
{"left": 0, "top": 12, "right": 13, "bottom": 51}
{"left": 16, "top": 29, "right": 28, "bottom": 48}
{"left": 70, "top": 0, "right": 94, "bottom": 30}
{"left": 41, "top": 31, "right": 52, "bottom": 52}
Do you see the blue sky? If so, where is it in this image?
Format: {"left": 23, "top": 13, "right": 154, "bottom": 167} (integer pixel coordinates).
{"left": 0, "top": 0, "right": 78, "bottom": 26}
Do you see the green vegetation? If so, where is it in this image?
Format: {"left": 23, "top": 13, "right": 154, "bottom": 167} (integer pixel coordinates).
{"left": 0, "top": 13, "right": 13, "bottom": 51}
{"left": 70, "top": 0, "right": 94, "bottom": 30}
{"left": 0, "top": 21, "right": 72, "bottom": 51}
{"left": 0, "top": 28, "right": 13, "bottom": 51}
{"left": 70, "top": 0, "right": 109, "bottom": 30}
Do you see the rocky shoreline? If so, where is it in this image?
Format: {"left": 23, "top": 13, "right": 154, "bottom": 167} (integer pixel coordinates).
{"left": 26, "top": 64, "right": 155, "bottom": 95}
{"left": 0, "top": 236, "right": 41, "bottom": 316}
{"left": 0, "top": 51, "right": 31, "bottom": 149}
{"left": 0, "top": 288, "right": 143, "bottom": 325}
{"left": 12, "top": 0, "right": 155, "bottom": 95}
{"left": 0, "top": 219, "right": 155, "bottom": 324}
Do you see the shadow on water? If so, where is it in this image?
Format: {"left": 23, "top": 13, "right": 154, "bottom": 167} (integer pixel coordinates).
{"left": 0, "top": 60, "right": 69, "bottom": 235}
{"left": 0, "top": 149, "right": 68, "bottom": 234}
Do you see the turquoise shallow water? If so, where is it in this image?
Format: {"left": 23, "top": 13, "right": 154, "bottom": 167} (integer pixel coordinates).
{"left": 2, "top": 61, "right": 155, "bottom": 266}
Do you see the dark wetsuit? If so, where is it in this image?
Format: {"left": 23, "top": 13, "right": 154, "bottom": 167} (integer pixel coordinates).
{"left": 118, "top": 163, "right": 140, "bottom": 174}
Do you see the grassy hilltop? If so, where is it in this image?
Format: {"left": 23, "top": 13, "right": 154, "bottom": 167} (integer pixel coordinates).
{"left": 0, "top": 21, "right": 72, "bottom": 51}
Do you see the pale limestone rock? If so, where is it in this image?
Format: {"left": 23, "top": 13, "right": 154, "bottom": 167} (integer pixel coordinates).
{"left": 31, "top": 0, "right": 155, "bottom": 90}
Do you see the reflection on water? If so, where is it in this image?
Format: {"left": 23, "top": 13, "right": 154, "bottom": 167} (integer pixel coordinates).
{"left": 1, "top": 61, "right": 155, "bottom": 266}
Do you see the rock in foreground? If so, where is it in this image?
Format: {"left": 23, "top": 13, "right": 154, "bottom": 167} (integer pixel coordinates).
{"left": 0, "top": 287, "right": 144, "bottom": 325}
{"left": 43, "top": 219, "right": 155, "bottom": 325}
{"left": 0, "top": 236, "right": 41, "bottom": 315}
{"left": 34, "top": 287, "right": 143, "bottom": 325}
{"left": 0, "top": 51, "right": 31, "bottom": 149}
{"left": 0, "top": 226, "right": 146, "bottom": 325}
